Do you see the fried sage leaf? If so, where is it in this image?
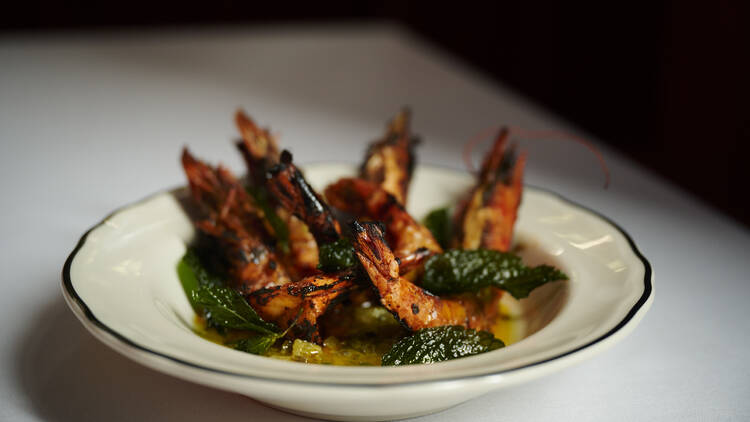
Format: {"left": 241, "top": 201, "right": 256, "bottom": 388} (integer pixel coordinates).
{"left": 190, "top": 284, "right": 279, "bottom": 334}
{"left": 231, "top": 315, "right": 299, "bottom": 355}
{"left": 178, "top": 249, "right": 279, "bottom": 334}
{"left": 232, "top": 333, "right": 282, "bottom": 355}
{"left": 422, "top": 206, "right": 451, "bottom": 250}
{"left": 382, "top": 326, "right": 504, "bottom": 366}
{"left": 318, "top": 238, "right": 357, "bottom": 272}
{"left": 177, "top": 248, "right": 226, "bottom": 313}
{"left": 422, "top": 249, "right": 567, "bottom": 299}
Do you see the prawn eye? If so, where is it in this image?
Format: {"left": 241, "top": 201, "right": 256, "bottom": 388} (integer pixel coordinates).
{"left": 267, "top": 150, "right": 294, "bottom": 177}
{"left": 280, "top": 149, "right": 293, "bottom": 164}
{"left": 411, "top": 304, "right": 420, "bottom": 314}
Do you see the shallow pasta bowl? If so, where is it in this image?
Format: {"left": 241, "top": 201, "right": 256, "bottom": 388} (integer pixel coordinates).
{"left": 62, "top": 163, "right": 653, "bottom": 421}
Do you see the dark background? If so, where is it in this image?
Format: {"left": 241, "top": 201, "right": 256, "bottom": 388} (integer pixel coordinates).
{"left": 3, "top": 1, "right": 748, "bottom": 226}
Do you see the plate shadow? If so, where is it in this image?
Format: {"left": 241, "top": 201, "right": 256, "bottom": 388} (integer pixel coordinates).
{"left": 15, "top": 292, "right": 319, "bottom": 422}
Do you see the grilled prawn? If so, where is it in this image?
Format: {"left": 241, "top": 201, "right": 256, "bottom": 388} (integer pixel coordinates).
{"left": 351, "top": 130, "right": 528, "bottom": 330}
{"left": 182, "top": 148, "right": 355, "bottom": 343}
{"left": 454, "top": 128, "right": 526, "bottom": 251}
{"left": 352, "top": 222, "right": 493, "bottom": 331}
{"left": 235, "top": 110, "right": 319, "bottom": 277}
{"left": 247, "top": 272, "right": 357, "bottom": 344}
{"left": 254, "top": 150, "right": 367, "bottom": 343}
{"left": 181, "top": 149, "right": 291, "bottom": 292}
{"left": 451, "top": 129, "right": 527, "bottom": 317}
{"left": 359, "top": 108, "right": 418, "bottom": 205}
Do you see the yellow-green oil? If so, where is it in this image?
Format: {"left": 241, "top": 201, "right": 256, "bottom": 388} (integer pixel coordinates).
{"left": 193, "top": 296, "right": 523, "bottom": 366}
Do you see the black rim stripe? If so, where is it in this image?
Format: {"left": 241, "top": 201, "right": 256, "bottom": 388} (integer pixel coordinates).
{"left": 62, "top": 176, "right": 652, "bottom": 388}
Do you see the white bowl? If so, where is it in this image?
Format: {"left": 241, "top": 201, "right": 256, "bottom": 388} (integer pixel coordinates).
{"left": 62, "top": 164, "right": 653, "bottom": 421}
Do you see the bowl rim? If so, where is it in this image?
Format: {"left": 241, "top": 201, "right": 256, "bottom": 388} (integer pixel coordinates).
{"left": 61, "top": 168, "right": 652, "bottom": 388}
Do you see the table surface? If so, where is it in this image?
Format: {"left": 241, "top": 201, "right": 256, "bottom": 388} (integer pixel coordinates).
{"left": 1, "top": 23, "right": 748, "bottom": 422}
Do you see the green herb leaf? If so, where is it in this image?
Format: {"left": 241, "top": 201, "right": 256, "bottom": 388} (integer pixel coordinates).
{"left": 178, "top": 249, "right": 279, "bottom": 334}
{"left": 318, "top": 238, "right": 357, "bottom": 272}
{"left": 247, "top": 186, "right": 289, "bottom": 254}
{"left": 499, "top": 265, "right": 569, "bottom": 299}
{"left": 231, "top": 311, "right": 299, "bottom": 355}
{"left": 232, "top": 333, "right": 281, "bottom": 355}
{"left": 422, "top": 207, "right": 451, "bottom": 249}
{"left": 382, "top": 326, "right": 504, "bottom": 365}
{"left": 177, "top": 248, "right": 224, "bottom": 312}
{"left": 190, "top": 285, "right": 279, "bottom": 334}
{"left": 422, "top": 249, "right": 567, "bottom": 299}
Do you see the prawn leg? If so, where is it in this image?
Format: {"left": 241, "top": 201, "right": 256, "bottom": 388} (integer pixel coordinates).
{"left": 235, "top": 113, "right": 320, "bottom": 277}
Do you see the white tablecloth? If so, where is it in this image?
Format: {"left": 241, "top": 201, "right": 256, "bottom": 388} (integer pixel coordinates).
{"left": 1, "top": 23, "right": 748, "bottom": 421}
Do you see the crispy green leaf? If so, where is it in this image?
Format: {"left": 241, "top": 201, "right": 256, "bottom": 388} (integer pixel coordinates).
{"left": 422, "top": 249, "right": 567, "bottom": 299}
{"left": 179, "top": 248, "right": 224, "bottom": 287}
{"left": 178, "top": 249, "right": 279, "bottom": 334}
{"left": 422, "top": 207, "right": 451, "bottom": 250}
{"left": 232, "top": 333, "right": 281, "bottom": 355}
{"left": 382, "top": 326, "right": 504, "bottom": 366}
{"left": 177, "top": 257, "right": 201, "bottom": 313}
{"left": 177, "top": 248, "right": 224, "bottom": 312}
{"left": 190, "top": 285, "right": 279, "bottom": 334}
{"left": 499, "top": 265, "right": 568, "bottom": 299}
{"left": 318, "top": 238, "right": 357, "bottom": 272}
{"left": 231, "top": 312, "right": 299, "bottom": 355}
